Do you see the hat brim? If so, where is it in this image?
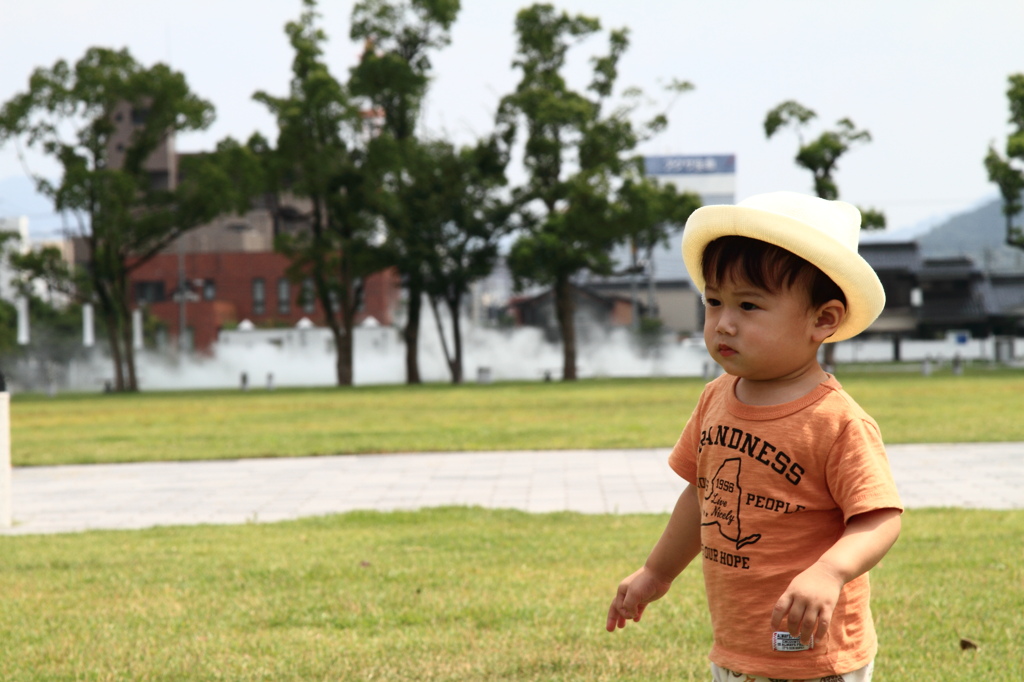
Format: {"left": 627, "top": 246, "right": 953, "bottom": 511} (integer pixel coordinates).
{"left": 682, "top": 204, "right": 885, "bottom": 343}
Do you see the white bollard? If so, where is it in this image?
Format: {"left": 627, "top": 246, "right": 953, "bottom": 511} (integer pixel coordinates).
{"left": 0, "top": 389, "right": 11, "bottom": 528}
{"left": 83, "top": 302, "right": 95, "bottom": 347}
{"left": 16, "top": 296, "right": 29, "bottom": 345}
{"left": 132, "top": 308, "right": 143, "bottom": 350}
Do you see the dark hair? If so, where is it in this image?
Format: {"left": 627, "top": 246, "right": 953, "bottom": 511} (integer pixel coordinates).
{"left": 701, "top": 236, "right": 846, "bottom": 309}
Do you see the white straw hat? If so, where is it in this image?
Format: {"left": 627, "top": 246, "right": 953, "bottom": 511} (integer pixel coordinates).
{"left": 681, "top": 191, "right": 885, "bottom": 343}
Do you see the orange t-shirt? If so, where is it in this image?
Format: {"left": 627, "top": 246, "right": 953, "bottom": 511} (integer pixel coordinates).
{"left": 669, "top": 374, "right": 903, "bottom": 679}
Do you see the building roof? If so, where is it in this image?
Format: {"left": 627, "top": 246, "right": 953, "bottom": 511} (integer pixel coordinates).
{"left": 860, "top": 242, "right": 922, "bottom": 272}
{"left": 916, "top": 256, "right": 979, "bottom": 282}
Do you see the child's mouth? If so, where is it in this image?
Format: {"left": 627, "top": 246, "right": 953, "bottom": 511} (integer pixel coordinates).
{"left": 718, "top": 344, "right": 737, "bottom": 357}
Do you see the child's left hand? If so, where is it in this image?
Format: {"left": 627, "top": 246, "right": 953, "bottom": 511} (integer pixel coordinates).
{"left": 770, "top": 562, "right": 844, "bottom": 646}
{"left": 772, "top": 507, "right": 902, "bottom": 646}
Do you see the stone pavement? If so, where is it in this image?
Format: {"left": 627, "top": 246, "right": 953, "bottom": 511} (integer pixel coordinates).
{"left": 1, "top": 442, "right": 1022, "bottom": 535}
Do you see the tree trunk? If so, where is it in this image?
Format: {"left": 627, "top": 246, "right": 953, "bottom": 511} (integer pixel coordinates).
{"left": 317, "top": 275, "right": 352, "bottom": 387}
{"left": 104, "top": 309, "right": 125, "bottom": 391}
{"left": 554, "top": 276, "right": 577, "bottom": 381}
{"left": 337, "top": 267, "right": 356, "bottom": 387}
{"left": 115, "top": 276, "right": 138, "bottom": 392}
{"left": 336, "top": 260, "right": 356, "bottom": 387}
{"left": 335, "top": 325, "right": 352, "bottom": 386}
{"left": 120, "top": 311, "right": 138, "bottom": 392}
{"left": 448, "top": 293, "right": 464, "bottom": 385}
{"left": 308, "top": 198, "right": 353, "bottom": 387}
{"left": 428, "top": 294, "right": 458, "bottom": 384}
{"left": 95, "top": 278, "right": 126, "bottom": 391}
{"left": 404, "top": 280, "right": 423, "bottom": 384}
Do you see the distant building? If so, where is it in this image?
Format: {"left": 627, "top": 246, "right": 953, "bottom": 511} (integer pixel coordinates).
{"left": 506, "top": 285, "right": 635, "bottom": 344}
{"left": 129, "top": 204, "right": 401, "bottom": 352}
{"left": 584, "top": 154, "right": 737, "bottom": 337}
{"left": 860, "top": 198, "right": 1024, "bottom": 348}
{"left": 99, "top": 101, "right": 401, "bottom": 353}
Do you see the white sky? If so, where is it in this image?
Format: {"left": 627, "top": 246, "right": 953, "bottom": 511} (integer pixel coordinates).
{"left": 1, "top": 0, "right": 1022, "bottom": 233}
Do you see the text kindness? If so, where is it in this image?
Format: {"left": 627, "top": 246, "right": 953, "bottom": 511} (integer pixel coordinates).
{"left": 698, "top": 425, "right": 805, "bottom": 485}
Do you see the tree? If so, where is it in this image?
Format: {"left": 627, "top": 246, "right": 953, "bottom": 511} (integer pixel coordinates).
{"left": 765, "top": 100, "right": 883, "bottom": 365}
{"left": 0, "top": 230, "right": 25, "bottom": 357}
{"left": 764, "top": 100, "right": 885, "bottom": 229}
{"left": 413, "top": 136, "right": 510, "bottom": 384}
{"left": 617, "top": 171, "right": 703, "bottom": 321}
{"left": 0, "top": 48, "right": 228, "bottom": 391}
{"left": 497, "top": 3, "right": 690, "bottom": 380}
{"left": 984, "top": 73, "right": 1024, "bottom": 250}
{"left": 255, "top": 0, "right": 385, "bottom": 387}
{"left": 350, "top": 0, "right": 461, "bottom": 384}
{"left": 0, "top": 231, "right": 91, "bottom": 391}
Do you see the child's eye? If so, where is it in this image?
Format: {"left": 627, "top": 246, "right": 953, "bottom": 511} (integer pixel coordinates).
{"left": 740, "top": 302, "right": 759, "bottom": 311}
{"left": 705, "top": 297, "right": 721, "bottom": 307}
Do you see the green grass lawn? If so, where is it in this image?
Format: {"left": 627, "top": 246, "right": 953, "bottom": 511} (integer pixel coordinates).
{"left": 10, "top": 367, "right": 1024, "bottom": 466}
{"left": 0, "top": 507, "right": 1020, "bottom": 681}
{"left": 4, "top": 371, "right": 1022, "bottom": 679}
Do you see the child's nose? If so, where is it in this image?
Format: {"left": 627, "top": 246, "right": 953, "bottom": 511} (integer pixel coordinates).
{"left": 715, "top": 312, "right": 737, "bottom": 335}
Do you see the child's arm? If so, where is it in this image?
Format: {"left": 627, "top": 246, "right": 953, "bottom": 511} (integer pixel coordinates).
{"left": 606, "top": 483, "right": 703, "bottom": 632}
{"left": 771, "top": 507, "right": 902, "bottom": 645}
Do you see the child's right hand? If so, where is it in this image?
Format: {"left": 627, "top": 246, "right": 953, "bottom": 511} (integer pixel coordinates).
{"left": 605, "top": 567, "right": 673, "bottom": 632}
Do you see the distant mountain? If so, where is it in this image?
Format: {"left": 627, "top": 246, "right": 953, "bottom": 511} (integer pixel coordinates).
{"left": 862, "top": 196, "right": 1024, "bottom": 272}
{"left": 916, "top": 198, "right": 1024, "bottom": 271}
{"left": 917, "top": 198, "right": 1005, "bottom": 255}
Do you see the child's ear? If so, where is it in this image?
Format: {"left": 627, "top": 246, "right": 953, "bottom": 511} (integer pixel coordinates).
{"left": 812, "top": 299, "right": 846, "bottom": 341}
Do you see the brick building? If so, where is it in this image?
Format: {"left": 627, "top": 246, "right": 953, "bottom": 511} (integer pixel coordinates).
{"left": 99, "top": 101, "right": 403, "bottom": 352}
{"left": 107, "top": 102, "right": 401, "bottom": 353}
{"left": 131, "top": 224, "right": 401, "bottom": 352}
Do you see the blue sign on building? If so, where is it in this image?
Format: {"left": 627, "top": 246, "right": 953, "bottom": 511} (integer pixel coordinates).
{"left": 644, "top": 154, "right": 735, "bottom": 176}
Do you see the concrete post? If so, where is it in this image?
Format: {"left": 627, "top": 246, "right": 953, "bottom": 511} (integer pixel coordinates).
{"left": 83, "top": 302, "right": 95, "bottom": 347}
{"left": 0, "top": 384, "right": 11, "bottom": 528}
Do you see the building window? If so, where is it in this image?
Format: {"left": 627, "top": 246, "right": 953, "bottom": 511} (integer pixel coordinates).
{"left": 277, "top": 278, "right": 291, "bottom": 315}
{"left": 252, "top": 278, "right": 266, "bottom": 315}
{"left": 203, "top": 279, "right": 216, "bottom": 301}
{"left": 301, "top": 277, "right": 315, "bottom": 314}
{"left": 134, "top": 281, "right": 165, "bottom": 304}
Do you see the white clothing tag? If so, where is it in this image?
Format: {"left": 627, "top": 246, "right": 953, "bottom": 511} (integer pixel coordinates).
{"left": 772, "top": 631, "right": 814, "bottom": 651}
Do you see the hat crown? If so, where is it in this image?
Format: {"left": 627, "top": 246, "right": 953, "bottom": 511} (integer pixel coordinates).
{"left": 681, "top": 190, "right": 885, "bottom": 342}
{"left": 738, "top": 191, "right": 862, "bottom": 251}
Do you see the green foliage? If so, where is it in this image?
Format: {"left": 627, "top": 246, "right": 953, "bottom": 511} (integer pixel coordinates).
{"left": 255, "top": 0, "right": 385, "bottom": 386}
{"left": 859, "top": 206, "right": 887, "bottom": 230}
{"left": 0, "top": 47, "right": 228, "bottom": 391}
{"left": 0, "top": 299, "right": 18, "bottom": 355}
{"left": 618, "top": 173, "right": 702, "bottom": 256}
{"left": 350, "top": 0, "right": 459, "bottom": 141}
{"left": 409, "top": 137, "right": 511, "bottom": 383}
{"left": 0, "top": 508, "right": 1020, "bottom": 679}
{"left": 985, "top": 73, "right": 1024, "bottom": 249}
{"left": 765, "top": 101, "right": 874, "bottom": 203}
{"left": 498, "top": 4, "right": 694, "bottom": 380}
{"left": 763, "top": 99, "right": 816, "bottom": 138}
{"left": 348, "top": 0, "right": 467, "bottom": 385}
{"left": 7, "top": 244, "right": 78, "bottom": 299}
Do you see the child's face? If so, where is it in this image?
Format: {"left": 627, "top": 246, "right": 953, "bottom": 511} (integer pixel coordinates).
{"left": 703, "top": 274, "right": 824, "bottom": 382}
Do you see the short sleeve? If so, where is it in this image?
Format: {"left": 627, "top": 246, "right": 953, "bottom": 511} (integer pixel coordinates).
{"left": 668, "top": 394, "right": 707, "bottom": 484}
{"left": 825, "top": 418, "right": 904, "bottom": 522}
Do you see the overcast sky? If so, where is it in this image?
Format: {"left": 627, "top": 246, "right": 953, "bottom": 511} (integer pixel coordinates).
{"left": 1, "top": 0, "right": 1022, "bottom": 235}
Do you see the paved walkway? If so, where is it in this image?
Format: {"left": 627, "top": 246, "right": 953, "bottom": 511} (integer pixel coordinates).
{"left": 2, "top": 442, "right": 1022, "bottom": 535}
